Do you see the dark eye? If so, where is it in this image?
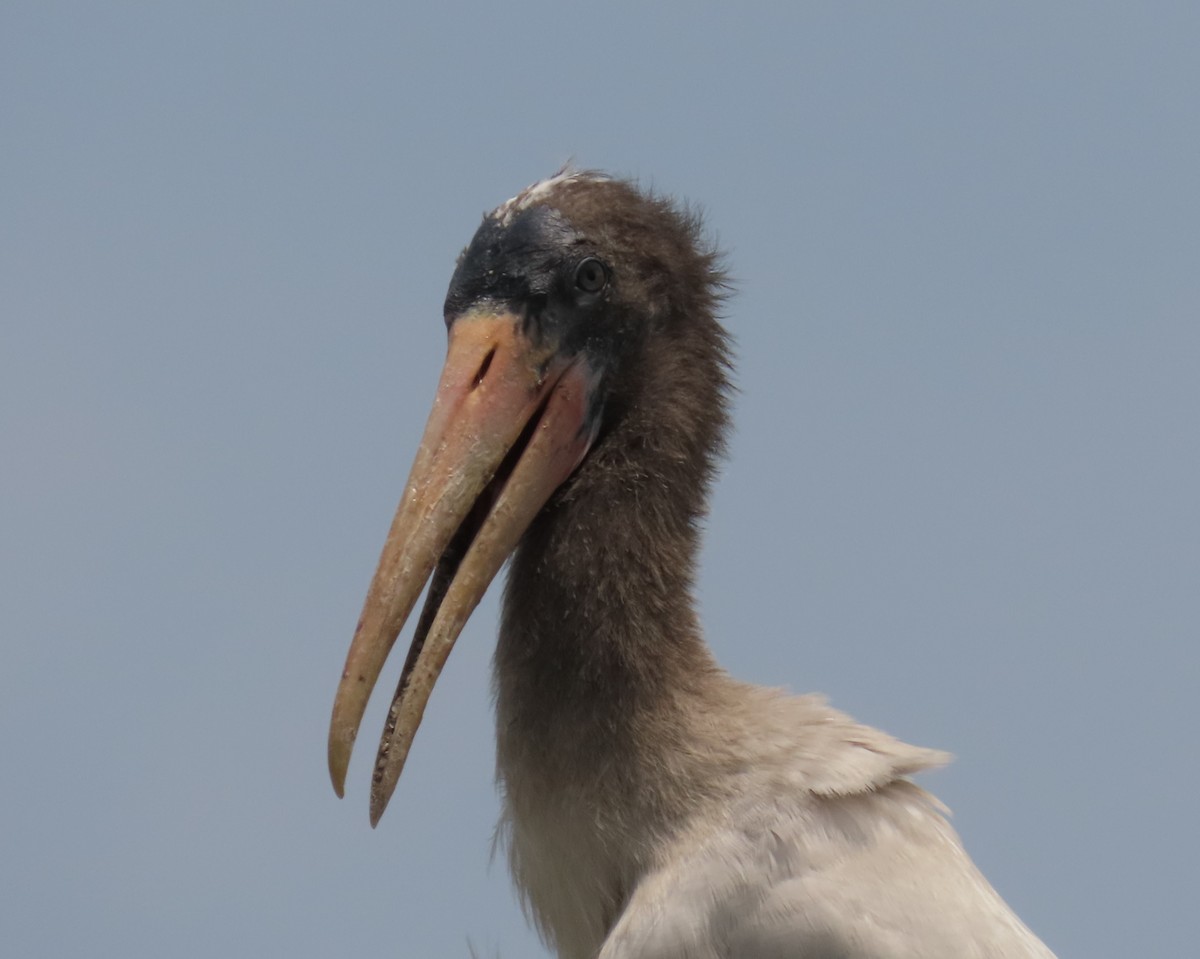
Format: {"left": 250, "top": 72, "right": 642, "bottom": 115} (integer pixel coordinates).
{"left": 574, "top": 257, "right": 608, "bottom": 294}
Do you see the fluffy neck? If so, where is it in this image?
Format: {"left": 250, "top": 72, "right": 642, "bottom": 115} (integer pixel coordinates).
{"left": 494, "top": 312, "right": 733, "bottom": 773}
{"left": 490, "top": 314, "right": 740, "bottom": 959}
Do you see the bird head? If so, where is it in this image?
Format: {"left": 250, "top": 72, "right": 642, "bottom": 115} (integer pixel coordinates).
{"left": 328, "top": 170, "right": 728, "bottom": 824}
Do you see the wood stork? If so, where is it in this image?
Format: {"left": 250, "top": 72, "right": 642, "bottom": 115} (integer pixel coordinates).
{"left": 328, "top": 170, "right": 1057, "bottom": 959}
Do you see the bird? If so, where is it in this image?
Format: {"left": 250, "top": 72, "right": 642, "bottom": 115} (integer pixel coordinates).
{"left": 327, "top": 169, "right": 1057, "bottom": 959}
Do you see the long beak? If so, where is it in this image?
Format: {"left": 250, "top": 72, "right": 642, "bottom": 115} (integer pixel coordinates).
{"left": 329, "top": 311, "right": 599, "bottom": 825}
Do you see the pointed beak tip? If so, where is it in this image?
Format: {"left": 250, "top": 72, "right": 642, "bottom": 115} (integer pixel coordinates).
{"left": 328, "top": 744, "right": 350, "bottom": 798}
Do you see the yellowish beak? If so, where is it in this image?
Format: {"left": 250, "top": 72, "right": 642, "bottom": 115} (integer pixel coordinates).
{"left": 329, "top": 311, "right": 598, "bottom": 824}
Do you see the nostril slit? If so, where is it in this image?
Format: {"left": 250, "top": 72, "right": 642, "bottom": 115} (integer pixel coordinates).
{"left": 472, "top": 348, "right": 496, "bottom": 389}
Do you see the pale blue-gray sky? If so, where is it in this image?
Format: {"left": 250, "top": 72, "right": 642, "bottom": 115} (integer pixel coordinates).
{"left": 3, "top": 3, "right": 1197, "bottom": 956}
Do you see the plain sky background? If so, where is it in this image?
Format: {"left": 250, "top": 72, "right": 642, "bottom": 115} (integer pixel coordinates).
{"left": 3, "top": 3, "right": 1197, "bottom": 957}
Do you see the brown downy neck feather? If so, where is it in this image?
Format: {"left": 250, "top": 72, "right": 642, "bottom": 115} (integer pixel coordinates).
{"left": 495, "top": 184, "right": 735, "bottom": 786}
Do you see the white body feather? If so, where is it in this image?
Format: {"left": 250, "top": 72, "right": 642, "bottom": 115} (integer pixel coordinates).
{"left": 498, "top": 680, "right": 1054, "bottom": 959}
